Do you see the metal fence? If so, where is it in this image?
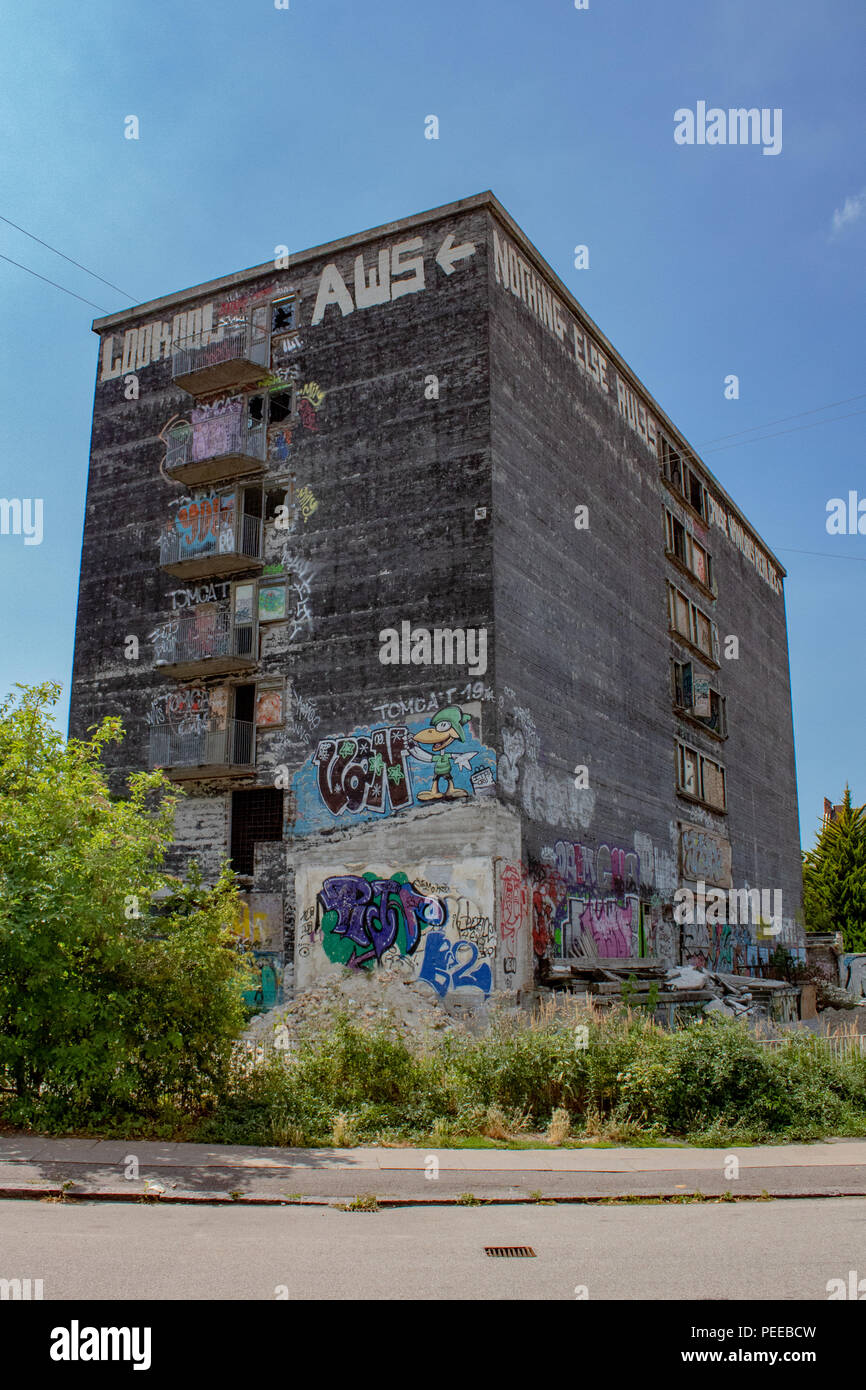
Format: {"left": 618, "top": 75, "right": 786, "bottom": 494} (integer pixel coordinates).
{"left": 148, "top": 717, "right": 254, "bottom": 770}
{"left": 158, "top": 510, "right": 263, "bottom": 567}
{"left": 151, "top": 606, "right": 256, "bottom": 666}
{"left": 165, "top": 419, "right": 266, "bottom": 473}
{"left": 172, "top": 325, "right": 269, "bottom": 382}
{"left": 757, "top": 1033, "right": 866, "bottom": 1059}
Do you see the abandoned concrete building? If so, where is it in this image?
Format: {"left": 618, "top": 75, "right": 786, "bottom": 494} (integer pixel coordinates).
{"left": 69, "top": 190, "right": 804, "bottom": 1010}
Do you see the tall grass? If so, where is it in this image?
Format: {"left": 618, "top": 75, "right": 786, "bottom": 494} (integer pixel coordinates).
{"left": 8, "top": 1001, "right": 866, "bottom": 1146}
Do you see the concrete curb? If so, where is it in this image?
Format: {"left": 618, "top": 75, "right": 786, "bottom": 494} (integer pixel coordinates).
{"left": 3, "top": 1184, "right": 865, "bottom": 1207}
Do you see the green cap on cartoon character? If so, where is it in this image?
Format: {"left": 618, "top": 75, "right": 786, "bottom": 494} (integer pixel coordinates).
{"left": 414, "top": 706, "right": 472, "bottom": 801}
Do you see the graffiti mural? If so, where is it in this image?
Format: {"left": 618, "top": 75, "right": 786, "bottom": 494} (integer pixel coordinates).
{"left": 288, "top": 557, "right": 314, "bottom": 642}
{"left": 417, "top": 932, "right": 492, "bottom": 998}
{"left": 296, "top": 485, "right": 318, "bottom": 522}
{"left": 298, "top": 860, "right": 499, "bottom": 996}
{"left": 292, "top": 706, "right": 496, "bottom": 835}
{"left": 147, "top": 686, "right": 212, "bottom": 736}
{"left": 297, "top": 381, "right": 325, "bottom": 431}
{"left": 679, "top": 824, "right": 732, "bottom": 888}
{"left": 190, "top": 396, "right": 244, "bottom": 459}
{"left": 316, "top": 872, "right": 446, "bottom": 969}
{"left": 231, "top": 894, "right": 285, "bottom": 1012}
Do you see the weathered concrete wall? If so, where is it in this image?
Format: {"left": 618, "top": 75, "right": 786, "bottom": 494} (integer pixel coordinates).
{"left": 69, "top": 193, "right": 803, "bottom": 998}
{"left": 291, "top": 800, "right": 528, "bottom": 992}
{"left": 486, "top": 210, "right": 803, "bottom": 971}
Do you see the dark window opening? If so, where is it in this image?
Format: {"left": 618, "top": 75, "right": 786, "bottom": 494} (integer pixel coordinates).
{"left": 671, "top": 517, "right": 686, "bottom": 563}
{"left": 248, "top": 395, "right": 265, "bottom": 425}
{"left": 265, "top": 488, "right": 287, "bottom": 520}
{"left": 271, "top": 297, "right": 296, "bottom": 333}
{"left": 242, "top": 486, "right": 262, "bottom": 519}
{"left": 688, "top": 469, "right": 705, "bottom": 516}
{"left": 232, "top": 685, "right": 255, "bottom": 763}
{"left": 230, "top": 788, "right": 283, "bottom": 876}
{"left": 268, "top": 390, "right": 294, "bottom": 424}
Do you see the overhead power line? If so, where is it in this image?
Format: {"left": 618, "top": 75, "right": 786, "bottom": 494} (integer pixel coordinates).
{"left": 698, "top": 392, "right": 866, "bottom": 446}
{"left": 0, "top": 253, "right": 112, "bottom": 311}
{"left": 700, "top": 409, "right": 866, "bottom": 454}
{"left": 776, "top": 548, "right": 866, "bottom": 563}
{"left": 0, "top": 212, "right": 134, "bottom": 299}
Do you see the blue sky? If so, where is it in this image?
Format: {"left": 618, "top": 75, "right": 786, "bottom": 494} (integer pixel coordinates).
{"left": 1, "top": 0, "right": 863, "bottom": 849}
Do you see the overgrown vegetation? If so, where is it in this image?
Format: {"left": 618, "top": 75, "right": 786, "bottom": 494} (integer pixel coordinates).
{"left": 803, "top": 786, "right": 866, "bottom": 949}
{"left": 7, "top": 1000, "right": 866, "bottom": 1148}
{"left": 4, "top": 684, "right": 866, "bottom": 1151}
{"left": 0, "top": 682, "right": 250, "bottom": 1132}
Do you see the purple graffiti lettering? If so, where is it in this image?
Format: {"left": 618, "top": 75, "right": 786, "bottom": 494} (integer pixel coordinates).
{"left": 317, "top": 876, "right": 445, "bottom": 968}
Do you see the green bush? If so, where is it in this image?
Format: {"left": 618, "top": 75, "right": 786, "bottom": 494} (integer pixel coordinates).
{"left": 0, "top": 683, "right": 251, "bottom": 1130}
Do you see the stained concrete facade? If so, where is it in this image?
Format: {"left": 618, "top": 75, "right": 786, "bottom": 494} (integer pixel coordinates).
{"left": 70, "top": 191, "right": 803, "bottom": 1006}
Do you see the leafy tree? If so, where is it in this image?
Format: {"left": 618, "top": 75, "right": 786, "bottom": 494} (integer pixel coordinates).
{"left": 0, "top": 682, "right": 251, "bottom": 1126}
{"left": 802, "top": 786, "right": 866, "bottom": 951}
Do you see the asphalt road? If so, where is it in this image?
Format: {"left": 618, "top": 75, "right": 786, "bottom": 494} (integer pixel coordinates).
{"left": 3, "top": 1196, "right": 865, "bottom": 1300}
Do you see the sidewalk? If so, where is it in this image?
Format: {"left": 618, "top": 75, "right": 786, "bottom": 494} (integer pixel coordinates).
{"left": 1, "top": 1134, "right": 865, "bottom": 1204}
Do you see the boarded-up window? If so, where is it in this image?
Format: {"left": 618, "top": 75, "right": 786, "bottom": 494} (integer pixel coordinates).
{"left": 694, "top": 610, "right": 712, "bottom": 655}
{"left": 702, "top": 760, "right": 726, "bottom": 809}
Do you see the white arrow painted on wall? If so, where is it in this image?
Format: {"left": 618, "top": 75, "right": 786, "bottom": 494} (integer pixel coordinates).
{"left": 436, "top": 234, "right": 476, "bottom": 275}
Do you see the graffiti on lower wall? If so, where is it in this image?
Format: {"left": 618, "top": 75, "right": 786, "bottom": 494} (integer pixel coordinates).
{"left": 317, "top": 873, "right": 446, "bottom": 969}
{"left": 679, "top": 824, "right": 732, "bottom": 888}
{"left": 683, "top": 922, "right": 805, "bottom": 977}
{"left": 231, "top": 894, "right": 285, "bottom": 1011}
{"left": 501, "top": 832, "right": 679, "bottom": 964}
{"left": 291, "top": 705, "right": 496, "bottom": 834}
{"left": 298, "top": 861, "right": 497, "bottom": 998}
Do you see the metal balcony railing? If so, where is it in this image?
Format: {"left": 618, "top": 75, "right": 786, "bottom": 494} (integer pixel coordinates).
{"left": 149, "top": 717, "right": 255, "bottom": 770}
{"left": 165, "top": 419, "right": 266, "bottom": 476}
{"left": 152, "top": 606, "right": 256, "bottom": 669}
{"left": 158, "top": 511, "right": 263, "bottom": 570}
{"left": 172, "top": 325, "right": 270, "bottom": 392}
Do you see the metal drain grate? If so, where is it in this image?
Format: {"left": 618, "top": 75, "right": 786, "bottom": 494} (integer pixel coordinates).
{"left": 484, "top": 1246, "right": 536, "bottom": 1258}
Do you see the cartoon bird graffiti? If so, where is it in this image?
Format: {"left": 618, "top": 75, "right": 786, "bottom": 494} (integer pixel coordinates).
{"left": 409, "top": 706, "right": 476, "bottom": 801}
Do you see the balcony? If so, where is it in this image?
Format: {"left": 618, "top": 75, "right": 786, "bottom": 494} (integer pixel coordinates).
{"left": 172, "top": 324, "right": 270, "bottom": 396}
{"left": 159, "top": 509, "right": 264, "bottom": 581}
{"left": 165, "top": 417, "right": 266, "bottom": 487}
{"left": 149, "top": 717, "right": 255, "bottom": 780}
{"left": 151, "top": 607, "right": 257, "bottom": 680}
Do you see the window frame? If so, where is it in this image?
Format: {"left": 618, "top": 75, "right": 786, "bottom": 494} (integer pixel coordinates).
{"left": 664, "top": 508, "right": 716, "bottom": 596}
{"left": 676, "top": 738, "right": 727, "bottom": 811}
{"left": 668, "top": 581, "right": 720, "bottom": 666}
{"left": 671, "top": 659, "right": 728, "bottom": 738}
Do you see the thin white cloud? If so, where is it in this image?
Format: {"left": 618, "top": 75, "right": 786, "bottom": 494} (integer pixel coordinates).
{"left": 832, "top": 189, "right": 866, "bottom": 235}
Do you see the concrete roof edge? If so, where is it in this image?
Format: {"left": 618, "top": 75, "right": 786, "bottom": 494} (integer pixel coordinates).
{"left": 485, "top": 201, "right": 787, "bottom": 579}
{"left": 89, "top": 191, "right": 499, "bottom": 334}
{"left": 89, "top": 187, "right": 784, "bottom": 580}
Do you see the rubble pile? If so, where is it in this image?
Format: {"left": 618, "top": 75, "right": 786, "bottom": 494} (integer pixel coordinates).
{"left": 240, "top": 967, "right": 521, "bottom": 1053}
{"left": 544, "top": 957, "right": 798, "bottom": 1020}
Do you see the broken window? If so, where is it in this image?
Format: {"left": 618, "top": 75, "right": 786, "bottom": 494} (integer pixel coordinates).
{"left": 268, "top": 389, "right": 294, "bottom": 424}
{"left": 688, "top": 468, "right": 706, "bottom": 517}
{"left": 271, "top": 297, "right": 296, "bottom": 333}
